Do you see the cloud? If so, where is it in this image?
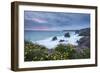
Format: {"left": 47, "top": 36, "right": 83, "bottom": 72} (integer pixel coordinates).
{"left": 32, "top": 18, "right": 47, "bottom": 23}
{"left": 24, "top": 11, "right": 90, "bottom": 30}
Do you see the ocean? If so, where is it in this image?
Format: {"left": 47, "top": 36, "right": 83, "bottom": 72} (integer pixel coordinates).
{"left": 24, "top": 30, "right": 75, "bottom": 42}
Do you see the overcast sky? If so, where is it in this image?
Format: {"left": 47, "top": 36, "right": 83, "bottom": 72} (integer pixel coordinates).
{"left": 24, "top": 11, "right": 90, "bottom": 31}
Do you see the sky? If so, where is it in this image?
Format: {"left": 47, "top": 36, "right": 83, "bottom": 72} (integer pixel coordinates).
{"left": 24, "top": 11, "right": 90, "bottom": 31}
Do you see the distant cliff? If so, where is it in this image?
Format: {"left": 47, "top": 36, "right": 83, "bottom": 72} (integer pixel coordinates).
{"left": 78, "top": 28, "right": 90, "bottom": 36}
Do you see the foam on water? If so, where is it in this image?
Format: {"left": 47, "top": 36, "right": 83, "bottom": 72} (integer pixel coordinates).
{"left": 34, "top": 34, "right": 82, "bottom": 49}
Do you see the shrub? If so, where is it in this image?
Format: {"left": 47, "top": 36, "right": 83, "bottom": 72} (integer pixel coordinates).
{"left": 55, "top": 44, "right": 67, "bottom": 53}
{"left": 48, "top": 51, "right": 69, "bottom": 60}
{"left": 55, "top": 44, "right": 76, "bottom": 59}
{"left": 82, "top": 48, "right": 90, "bottom": 58}
{"left": 24, "top": 41, "right": 90, "bottom": 61}
{"left": 72, "top": 48, "right": 90, "bottom": 59}
{"left": 24, "top": 41, "right": 48, "bottom": 61}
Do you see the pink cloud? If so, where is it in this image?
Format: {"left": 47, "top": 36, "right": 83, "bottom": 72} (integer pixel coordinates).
{"left": 32, "top": 18, "right": 47, "bottom": 23}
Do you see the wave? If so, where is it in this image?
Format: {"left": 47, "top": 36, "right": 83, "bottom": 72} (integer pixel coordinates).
{"left": 33, "top": 34, "right": 83, "bottom": 49}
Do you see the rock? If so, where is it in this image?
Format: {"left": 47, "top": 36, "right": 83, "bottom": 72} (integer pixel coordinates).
{"left": 52, "top": 36, "right": 57, "bottom": 41}
{"left": 59, "top": 40, "right": 65, "bottom": 42}
{"left": 64, "top": 32, "right": 70, "bottom": 37}
{"left": 75, "top": 30, "right": 79, "bottom": 34}
{"left": 78, "top": 28, "right": 90, "bottom": 36}
{"left": 78, "top": 36, "right": 90, "bottom": 48}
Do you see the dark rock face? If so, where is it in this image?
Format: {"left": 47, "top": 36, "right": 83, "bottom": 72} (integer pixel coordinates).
{"left": 77, "top": 36, "right": 90, "bottom": 48}
{"left": 77, "top": 28, "right": 90, "bottom": 49}
{"left": 52, "top": 36, "right": 57, "bottom": 41}
{"left": 59, "top": 40, "right": 65, "bottom": 42}
{"left": 75, "top": 30, "right": 79, "bottom": 34}
{"left": 64, "top": 32, "right": 70, "bottom": 37}
{"left": 78, "top": 28, "right": 90, "bottom": 36}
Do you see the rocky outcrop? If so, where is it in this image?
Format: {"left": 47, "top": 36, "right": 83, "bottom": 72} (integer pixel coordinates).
{"left": 52, "top": 36, "right": 57, "bottom": 41}
{"left": 59, "top": 40, "right": 65, "bottom": 42}
{"left": 64, "top": 32, "right": 70, "bottom": 37}
{"left": 77, "top": 36, "right": 90, "bottom": 48}
{"left": 77, "top": 28, "right": 90, "bottom": 49}
{"left": 78, "top": 28, "right": 90, "bottom": 36}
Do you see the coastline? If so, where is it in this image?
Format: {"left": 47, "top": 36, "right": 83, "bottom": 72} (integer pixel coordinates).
{"left": 33, "top": 34, "right": 83, "bottom": 49}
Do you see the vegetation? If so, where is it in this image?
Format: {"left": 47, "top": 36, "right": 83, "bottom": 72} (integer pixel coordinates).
{"left": 24, "top": 41, "right": 90, "bottom": 61}
{"left": 54, "top": 44, "right": 76, "bottom": 59}
{"left": 24, "top": 41, "right": 48, "bottom": 61}
{"left": 24, "top": 28, "right": 90, "bottom": 61}
{"left": 81, "top": 48, "right": 90, "bottom": 58}
{"left": 72, "top": 48, "right": 90, "bottom": 59}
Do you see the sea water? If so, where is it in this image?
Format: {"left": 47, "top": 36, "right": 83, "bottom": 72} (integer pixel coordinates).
{"left": 24, "top": 30, "right": 82, "bottom": 49}
{"left": 24, "top": 30, "right": 75, "bottom": 42}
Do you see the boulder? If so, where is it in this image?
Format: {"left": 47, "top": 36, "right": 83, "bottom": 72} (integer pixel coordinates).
{"left": 64, "top": 32, "right": 70, "bottom": 37}
{"left": 59, "top": 40, "right": 65, "bottom": 42}
{"left": 52, "top": 36, "right": 57, "bottom": 41}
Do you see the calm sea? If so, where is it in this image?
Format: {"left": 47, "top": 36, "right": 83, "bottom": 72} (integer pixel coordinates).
{"left": 24, "top": 30, "right": 75, "bottom": 41}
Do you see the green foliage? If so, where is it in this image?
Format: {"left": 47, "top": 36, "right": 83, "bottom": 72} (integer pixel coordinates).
{"left": 24, "top": 41, "right": 90, "bottom": 61}
{"left": 82, "top": 48, "right": 90, "bottom": 58}
{"left": 55, "top": 44, "right": 76, "bottom": 59}
{"left": 55, "top": 44, "right": 67, "bottom": 53}
{"left": 48, "top": 51, "right": 69, "bottom": 60}
{"left": 24, "top": 41, "right": 48, "bottom": 61}
{"left": 71, "top": 48, "right": 90, "bottom": 59}
{"left": 64, "top": 32, "right": 70, "bottom": 37}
